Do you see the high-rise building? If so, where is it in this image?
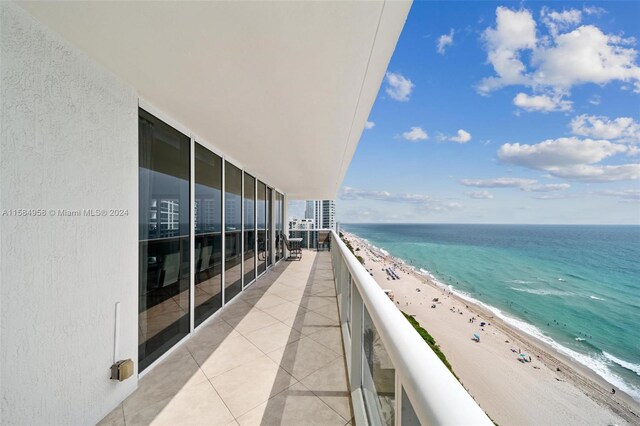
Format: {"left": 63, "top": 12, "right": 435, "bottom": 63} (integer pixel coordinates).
{"left": 305, "top": 199, "right": 335, "bottom": 230}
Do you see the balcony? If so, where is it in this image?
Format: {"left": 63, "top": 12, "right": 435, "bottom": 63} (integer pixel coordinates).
{"left": 100, "top": 250, "right": 352, "bottom": 425}
{"left": 100, "top": 231, "right": 490, "bottom": 426}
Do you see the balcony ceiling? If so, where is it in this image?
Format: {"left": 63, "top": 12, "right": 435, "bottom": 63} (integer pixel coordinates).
{"left": 20, "top": 1, "right": 410, "bottom": 199}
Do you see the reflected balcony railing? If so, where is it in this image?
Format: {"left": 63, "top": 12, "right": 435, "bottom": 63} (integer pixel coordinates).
{"left": 329, "top": 230, "right": 492, "bottom": 426}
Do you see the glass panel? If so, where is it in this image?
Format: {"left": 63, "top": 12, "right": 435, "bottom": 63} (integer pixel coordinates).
{"left": 224, "top": 162, "right": 242, "bottom": 302}
{"left": 138, "top": 108, "right": 190, "bottom": 371}
{"left": 266, "top": 187, "right": 272, "bottom": 266}
{"left": 243, "top": 173, "right": 256, "bottom": 286}
{"left": 275, "top": 192, "right": 283, "bottom": 261}
{"left": 194, "top": 143, "right": 222, "bottom": 327}
{"left": 257, "top": 181, "right": 266, "bottom": 274}
{"left": 362, "top": 307, "right": 395, "bottom": 426}
{"left": 401, "top": 388, "right": 421, "bottom": 426}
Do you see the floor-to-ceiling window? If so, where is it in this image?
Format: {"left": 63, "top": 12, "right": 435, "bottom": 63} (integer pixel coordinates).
{"left": 138, "top": 109, "right": 190, "bottom": 371}
{"left": 194, "top": 143, "right": 223, "bottom": 327}
{"left": 243, "top": 173, "right": 256, "bottom": 286}
{"left": 257, "top": 181, "right": 266, "bottom": 275}
{"left": 266, "top": 187, "right": 272, "bottom": 267}
{"left": 224, "top": 162, "right": 243, "bottom": 302}
{"left": 275, "top": 191, "right": 283, "bottom": 261}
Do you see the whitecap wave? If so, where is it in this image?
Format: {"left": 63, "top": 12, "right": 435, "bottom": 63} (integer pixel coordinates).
{"left": 558, "top": 278, "right": 566, "bottom": 282}
{"left": 575, "top": 337, "right": 586, "bottom": 341}
{"left": 379, "top": 248, "right": 389, "bottom": 256}
{"left": 589, "top": 295, "right": 605, "bottom": 301}
{"left": 509, "top": 287, "right": 573, "bottom": 296}
{"left": 604, "top": 352, "right": 640, "bottom": 376}
{"left": 506, "top": 279, "right": 535, "bottom": 284}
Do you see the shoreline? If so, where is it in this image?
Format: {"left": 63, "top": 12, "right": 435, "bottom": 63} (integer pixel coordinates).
{"left": 343, "top": 231, "right": 640, "bottom": 425}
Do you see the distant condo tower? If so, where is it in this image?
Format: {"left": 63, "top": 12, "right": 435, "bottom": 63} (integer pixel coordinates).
{"left": 305, "top": 199, "right": 336, "bottom": 230}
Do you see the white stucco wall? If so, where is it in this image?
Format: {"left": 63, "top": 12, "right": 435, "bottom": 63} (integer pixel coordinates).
{"left": 1, "top": 3, "right": 138, "bottom": 424}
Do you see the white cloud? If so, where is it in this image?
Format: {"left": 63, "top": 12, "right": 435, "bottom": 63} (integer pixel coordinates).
{"left": 513, "top": 92, "right": 572, "bottom": 112}
{"left": 541, "top": 7, "right": 582, "bottom": 37}
{"left": 364, "top": 121, "right": 375, "bottom": 129}
{"left": 588, "top": 95, "right": 601, "bottom": 105}
{"left": 478, "top": 6, "right": 640, "bottom": 98}
{"left": 385, "top": 72, "right": 414, "bottom": 101}
{"left": 549, "top": 164, "right": 640, "bottom": 182}
{"left": 450, "top": 129, "right": 472, "bottom": 143}
{"left": 459, "top": 177, "right": 537, "bottom": 188}
{"left": 497, "top": 137, "right": 628, "bottom": 169}
{"left": 402, "top": 126, "right": 428, "bottom": 141}
{"left": 340, "top": 187, "right": 463, "bottom": 212}
{"left": 597, "top": 188, "right": 640, "bottom": 201}
{"left": 437, "top": 29, "right": 455, "bottom": 54}
{"left": 466, "top": 190, "right": 494, "bottom": 199}
{"left": 521, "top": 183, "right": 571, "bottom": 192}
{"left": 570, "top": 114, "right": 640, "bottom": 143}
{"left": 478, "top": 7, "right": 537, "bottom": 94}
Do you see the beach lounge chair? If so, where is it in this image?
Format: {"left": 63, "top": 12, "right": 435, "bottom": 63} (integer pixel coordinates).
{"left": 283, "top": 233, "right": 302, "bottom": 261}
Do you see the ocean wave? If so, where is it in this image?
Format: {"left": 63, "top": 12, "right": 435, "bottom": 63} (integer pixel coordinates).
{"left": 575, "top": 337, "right": 586, "bottom": 341}
{"left": 557, "top": 278, "right": 566, "bottom": 282}
{"left": 439, "top": 285, "right": 640, "bottom": 401}
{"left": 505, "top": 279, "right": 536, "bottom": 284}
{"left": 589, "top": 295, "right": 605, "bottom": 301}
{"left": 604, "top": 352, "right": 640, "bottom": 376}
{"left": 509, "top": 287, "right": 573, "bottom": 296}
{"left": 379, "top": 248, "right": 389, "bottom": 256}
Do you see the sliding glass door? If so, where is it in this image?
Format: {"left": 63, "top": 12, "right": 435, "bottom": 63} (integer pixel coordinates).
{"left": 138, "top": 109, "right": 190, "bottom": 371}
{"left": 224, "top": 162, "right": 243, "bottom": 302}
{"left": 257, "top": 181, "right": 266, "bottom": 275}
{"left": 194, "top": 143, "right": 223, "bottom": 327}
{"left": 266, "top": 187, "right": 272, "bottom": 267}
{"left": 243, "top": 173, "right": 256, "bottom": 286}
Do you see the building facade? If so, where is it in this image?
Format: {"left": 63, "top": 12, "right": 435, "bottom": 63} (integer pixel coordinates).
{"left": 305, "top": 199, "right": 336, "bottom": 230}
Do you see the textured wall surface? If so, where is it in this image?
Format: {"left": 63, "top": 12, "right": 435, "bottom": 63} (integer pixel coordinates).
{"left": 1, "top": 3, "right": 138, "bottom": 424}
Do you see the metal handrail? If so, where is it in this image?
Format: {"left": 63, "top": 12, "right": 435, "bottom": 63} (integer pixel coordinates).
{"left": 331, "top": 230, "right": 491, "bottom": 425}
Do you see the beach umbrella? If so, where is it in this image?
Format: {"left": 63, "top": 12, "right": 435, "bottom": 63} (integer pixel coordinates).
{"left": 473, "top": 333, "right": 480, "bottom": 340}
{"left": 519, "top": 353, "right": 527, "bottom": 358}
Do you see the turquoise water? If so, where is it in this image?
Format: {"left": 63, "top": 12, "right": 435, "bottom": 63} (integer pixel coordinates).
{"left": 342, "top": 224, "right": 640, "bottom": 400}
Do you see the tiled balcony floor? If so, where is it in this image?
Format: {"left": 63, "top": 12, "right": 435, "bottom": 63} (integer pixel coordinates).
{"left": 99, "top": 251, "right": 352, "bottom": 426}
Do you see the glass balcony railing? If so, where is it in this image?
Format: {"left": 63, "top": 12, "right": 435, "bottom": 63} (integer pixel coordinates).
{"left": 288, "top": 228, "right": 333, "bottom": 250}
{"left": 329, "top": 230, "right": 492, "bottom": 426}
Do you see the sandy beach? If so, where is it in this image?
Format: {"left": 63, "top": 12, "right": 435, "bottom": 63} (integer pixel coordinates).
{"left": 343, "top": 232, "right": 640, "bottom": 426}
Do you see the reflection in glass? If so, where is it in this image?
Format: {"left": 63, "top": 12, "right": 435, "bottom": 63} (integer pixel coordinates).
{"left": 257, "top": 181, "right": 267, "bottom": 275}
{"left": 138, "top": 108, "right": 190, "bottom": 371}
{"left": 224, "top": 162, "right": 243, "bottom": 302}
{"left": 243, "top": 173, "right": 256, "bottom": 286}
{"left": 266, "top": 187, "right": 272, "bottom": 266}
{"left": 194, "top": 143, "right": 222, "bottom": 327}
{"left": 275, "top": 192, "right": 283, "bottom": 261}
{"left": 362, "top": 307, "right": 396, "bottom": 425}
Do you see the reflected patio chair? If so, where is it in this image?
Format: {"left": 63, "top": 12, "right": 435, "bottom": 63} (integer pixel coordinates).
{"left": 316, "top": 230, "right": 330, "bottom": 251}
{"left": 161, "top": 253, "right": 181, "bottom": 287}
{"left": 283, "top": 233, "right": 302, "bottom": 261}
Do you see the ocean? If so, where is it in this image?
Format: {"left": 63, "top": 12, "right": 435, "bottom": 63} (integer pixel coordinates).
{"left": 341, "top": 223, "right": 640, "bottom": 401}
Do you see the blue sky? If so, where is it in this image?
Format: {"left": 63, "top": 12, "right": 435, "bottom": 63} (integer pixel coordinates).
{"left": 295, "top": 1, "right": 640, "bottom": 224}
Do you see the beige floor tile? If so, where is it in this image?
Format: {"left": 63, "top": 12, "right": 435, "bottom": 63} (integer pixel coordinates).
{"left": 125, "top": 380, "right": 234, "bottom": 426}
{"left": 195, "top": 334, "right": 264, "bottom": 378}
{"left": 295, "top": 295, "right": 333, "bottom": 311}
{"left": 236, "top": 382, "right": 346, "bottom": 426}
{"left": 219, "top": 299, "right": 256, "bottom": 321}
{"left": 307, "top": 325, "right": 344, "bottom": 355}
{"left": 300, "top": 357, "right": 353, "bottom": 421}
{"left": 310, "top": 300, "right": 340, "bottom": 321}
{"left": 283, "top": 310, "right": 339, "bottom": 336}
{"left": 259, "top": 301, "right": 307, "bottom": 321}
{"left": 242, "top": 322, "right": 303, "bottom": 353}
{"left": 267, "top": 336, "right": 341, "bottom": 381}
{"left": 187, "top": 319, "right": 237, "bottom": 353}
{"left": 211, "top": 355, "right": 297, "bottom": 418}
{"left": 243, "top": 293, "right": 289, "bottom": 310}
{"left": 96, "top": 404, "right": 125, "bottom": 426}
{"left": 123, "top": 347, "right": 208, "bottom": 418}
{"left": 223, "top": 310, "right": 280, "bottom": 334}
